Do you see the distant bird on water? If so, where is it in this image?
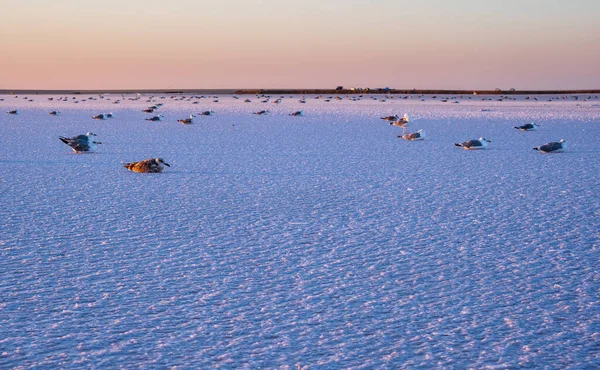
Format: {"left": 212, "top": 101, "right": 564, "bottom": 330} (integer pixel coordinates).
{"left": 514, "top": 123, "right": 538, "bottom": 131}
{"left": 198, "top": 111, "right": 214, "bottom": 116}
{"left": 178, "top": 114, "right": 195, "bottom": 124}
{"left": 6, "top": 110, "right": 18, "bottom": 115}
{"left": 146, "top": 114, "right": 163, "bottom": 122}
{"left": 92, "top": 113, "right": 107, "bottom": 120}
{"left": 254, "top": 110, "right": 269, "bottom": 115}
{"left": 48, "top": 110, "right": 61, "bottom": 116}
{"left": 455, "top": 137, "right": 491, "bottom": 149}
{"left": 533, "top": 139, "right": 566, "bottom": 153}
{"left": 124, "top": 158, "right": 170, "bottom": 173}
{"left": 59, "top": 132, "right": 102, "bottom": 153}
{"left": 289, "top": 110, "right": 304, "bottom": 116}
{"left": 400, "top": 129, "right": 425, "bottom": 141}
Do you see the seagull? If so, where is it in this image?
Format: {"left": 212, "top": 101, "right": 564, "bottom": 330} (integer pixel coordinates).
{"left": 381, "top": 114, "right": 400, "bottom": 122}
{"left": 92, "top": 113, "right": 106, "bottom": 120}
{"left": 59, "top": 132, "right": 102, "bottom": 153}
{"left": 389, "top": 113, "right": 411, "bottom": 126}
{"left": 124, "top": 158, "right": 170, "bottom": 173}
{"left": 455, "top": 137, "right": 491, "bottom": 149}
{"left": 514, "top": 123, "right": 538, "bottom": 131}
{"left": 146, "top": 114, "right": 163, "bottom": 122}
{"left": 533, "top": 139, "right": 566, "bottom": 153}
{"left": 254, "top": 110, "right": 269, "bottom": 115}
{"left": 49, "top": 110, "right": 61, "bottom": 116}
{"left": 7, "top": 110, "right": 18, "bottom": 115}
{"left": 178, "top": 114, "right": 195, "bottom": 124}
{"left": 142, "top": 108, "right": 155, "bottom": 113}
{"left": 399, "top": 129, "right": 425, "bottom": 141}
{"left": 106, "top": 112, "right": 114, "bottom": 118}
{"left": 198, "top": 111, "right": 214, "bottom": 116}
{"left": 289, "top": 110, "right": 304, "bottom": 116}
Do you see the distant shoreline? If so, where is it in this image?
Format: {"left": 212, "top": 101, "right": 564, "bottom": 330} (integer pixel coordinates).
{"left": 1, "top": 88, "right": 599, "bottom": 96}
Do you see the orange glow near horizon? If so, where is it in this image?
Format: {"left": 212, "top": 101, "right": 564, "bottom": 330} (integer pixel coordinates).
{"left": 1, "top": 0, "right": 599, "bottom": 90}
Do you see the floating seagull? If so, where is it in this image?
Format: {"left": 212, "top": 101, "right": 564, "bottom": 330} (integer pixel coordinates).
{"left": 399, "top": 129, "right": 425, "bottom": 141}
{"left": 59, "top": 132, "right": 102, "bottom": 153}
{"left": 142, "top": 108, "right": 155, "bottom": 113}
{"left": 92, "top": 113, "right": 107, "bottom": 120}
{"left": 455, "top": 137, "right": 491, "bottom": 149}
{"left": 48, "top": 110, "right": 61, "bottom": 116}
{"left": 534, "top": 139, "right": 566, "bottom": 153}
{"left": 198, "top": 111, "right": 214, "bottom": 116}
{"left": 124, "top": 158, "right": 170, "bottom": 173}
{"left": 254, "top": 110, "right": 269, "bottom": 115}
{"left": 146, "top": 114, "right": 163, "bottom": 122}
{"left": 7, "top": 110, "right": 18, "bottom": 115}
{"left": 289, "top": 110, "right": 304, "bottom": 116}
{"left": 106, "top": 112, "right": 114, "bottom": 118}
{"left": 514, "top": 123, "right": 538, "bottom": 131}
{"left": 178, "top": 114, "right": 195, "bottom": 124}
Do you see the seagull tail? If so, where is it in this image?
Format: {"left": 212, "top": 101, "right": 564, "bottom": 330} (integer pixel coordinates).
{"left": 533, "top": 147, "right": 540, "bottom": 151}
{"left": 59, "top": 137, "right": 69, "bottom": 144}
{"left": 454, "top": 143, "right": 463, "bottom": 147}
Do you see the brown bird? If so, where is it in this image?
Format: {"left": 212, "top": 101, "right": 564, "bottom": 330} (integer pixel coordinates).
{"left": 124, "top": 158, "right": 170, "bottom": 173}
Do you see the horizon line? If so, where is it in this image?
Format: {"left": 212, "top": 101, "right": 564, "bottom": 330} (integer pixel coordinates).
{"left": 1, "top": 88, "right": 600, "bottom": 95}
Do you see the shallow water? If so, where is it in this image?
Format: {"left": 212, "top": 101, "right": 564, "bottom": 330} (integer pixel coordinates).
{"left": 1, "top": 94, "right": 599, "bottom": 368}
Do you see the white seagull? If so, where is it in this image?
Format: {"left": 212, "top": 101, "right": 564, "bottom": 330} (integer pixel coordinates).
{"left": 455, "top": 137, "right": 491, "bottom": 149}
{"left": 59, "top": 132, "right": 102, "bottom": 153}
{"left": 400, "top": 129, "right": 425, "bottom": 141}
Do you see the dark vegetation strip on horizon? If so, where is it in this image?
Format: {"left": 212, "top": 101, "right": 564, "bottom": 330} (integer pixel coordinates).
{"left": 1, "top": 88, "right": 599, "bottom": 95}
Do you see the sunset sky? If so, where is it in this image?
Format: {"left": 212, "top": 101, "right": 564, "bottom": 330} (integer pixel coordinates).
{"left": 2, "top": 0, "right": 599, "bottom": 90}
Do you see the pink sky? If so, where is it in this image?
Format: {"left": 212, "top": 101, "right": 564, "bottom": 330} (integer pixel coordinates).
{"left": 1, "top": 0, "right": 599, "bottom": 90}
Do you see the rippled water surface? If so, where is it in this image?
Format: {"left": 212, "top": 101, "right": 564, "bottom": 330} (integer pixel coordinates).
{"left": 1, "top": 94, "right": 600, "bottom": 368}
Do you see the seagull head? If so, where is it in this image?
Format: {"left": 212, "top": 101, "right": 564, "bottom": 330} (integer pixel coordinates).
{"left": 156, "top": 158, "right": 170, "bottom": 167}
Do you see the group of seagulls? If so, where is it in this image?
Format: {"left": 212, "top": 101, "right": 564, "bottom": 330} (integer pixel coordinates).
{"left": 58, "top": 132, "right": 170, "bottom": 173}
{"left": 5, "top": 93, "right": 577, "bottom": 176}
{"left": 385, "top": 113, "right": 566, "bottom": 153}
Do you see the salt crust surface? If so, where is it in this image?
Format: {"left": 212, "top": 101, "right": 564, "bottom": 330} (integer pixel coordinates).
{"left": 1, "top": 94, "right": 599, "bottom": 368}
